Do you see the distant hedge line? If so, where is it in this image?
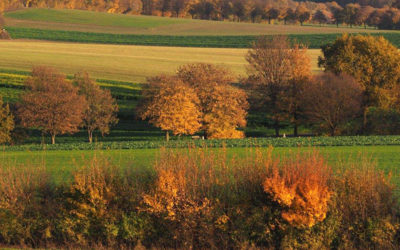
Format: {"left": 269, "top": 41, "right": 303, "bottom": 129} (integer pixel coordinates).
{"left": 7, "top": 27, "right": 400, "bottom": 48}
{"left": 3, "top": 135, "right": 400, "bottom": 151}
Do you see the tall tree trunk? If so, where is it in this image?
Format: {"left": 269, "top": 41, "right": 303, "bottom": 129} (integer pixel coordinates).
{"left": 293, "top": 112, "right": 298, "bottom": 137}
{"left": 362, "top": 107, "right": 368, "bottom": 134}
{"left": 330, "top": 126, "right": 336, "bottom": 136}
{"left": 166, "top": 131, "right": 170, "bottom": 142}
{"left": 274, "top": 119, "right": 280, "bottom": 137}
{"left": 51, "top": 134, "right": 56, "bottom": 145}
{"left": 88, "top": 130, "right": 93, "bottom": 143}
{"left": 268, "top": 17, "right": 271, "bottom": 24}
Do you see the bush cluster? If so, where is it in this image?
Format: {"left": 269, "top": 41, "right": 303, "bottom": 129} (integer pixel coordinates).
{"left": 0, "top": 148, "right": 398, "bottom": 248}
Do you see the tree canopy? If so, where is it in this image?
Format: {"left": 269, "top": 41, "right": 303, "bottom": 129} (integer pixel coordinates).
{"left": 74, "top": 72, "right": 119, "bottom": 143}
{"left": 18, "top": 66, "right": 87, "bottom": 144}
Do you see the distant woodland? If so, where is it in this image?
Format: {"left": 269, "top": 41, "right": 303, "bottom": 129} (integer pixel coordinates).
{"left": 3, "top": 0, "right": 400, "bottom": 29}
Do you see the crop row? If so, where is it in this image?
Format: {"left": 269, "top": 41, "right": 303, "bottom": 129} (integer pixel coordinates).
{"left": 3, "top": 135, "right": 400, "bottom": 151}
{"left": 7, "top": 27, "right": 400, "bottom": 48}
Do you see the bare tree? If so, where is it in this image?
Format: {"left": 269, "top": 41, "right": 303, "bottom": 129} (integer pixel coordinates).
{"left": 302, "top": 73, "right": 363, "bottom": 136}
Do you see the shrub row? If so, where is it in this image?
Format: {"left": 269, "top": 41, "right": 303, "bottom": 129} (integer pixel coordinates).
{"left": 8, "top": 27, "right": 400, "bottom": 48}
{"left": 0, "top": 148, "right": 397, "bottom": 248}
{"left": 5, "top": 135, "right": 400, "bottom": 151}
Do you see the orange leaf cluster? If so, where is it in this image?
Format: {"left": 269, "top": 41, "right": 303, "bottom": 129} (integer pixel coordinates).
{"left": 141, "top": 63, "right": 248, "bottom": 139}
{"left": 143, "top": 167, "right": 213, "bottom": 247}
{"left": 263, "top": 153, "right": 332, "bottom": 228}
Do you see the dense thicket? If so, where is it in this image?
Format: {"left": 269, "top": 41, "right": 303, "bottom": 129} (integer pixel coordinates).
{"left": 4, "top": 0, "right": 400, "bottom": 30}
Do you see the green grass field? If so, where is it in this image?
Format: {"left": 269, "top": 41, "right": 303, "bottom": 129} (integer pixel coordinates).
{"left": 4, "top": 8, "right": 389, "bottom": 36}
{"left": 2, "top": 146, "right": 400, "bottom": 188}
{"left": 0, "top": 40, "right": 321, "bottom": 82}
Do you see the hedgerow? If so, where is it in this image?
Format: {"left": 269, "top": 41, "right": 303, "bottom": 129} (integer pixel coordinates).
{"left": 0, "top": 148, "right": 397, "bottom": 248}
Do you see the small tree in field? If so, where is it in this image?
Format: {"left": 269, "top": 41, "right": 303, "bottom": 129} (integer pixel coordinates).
{"left": 302, "top": 73, "right": 363, "bottom": 136}
{"left": 0, "top": 97, "right": 14, "bottom": 144}
{"left": 140, "top": 75, "right": 202, "bottom": 141}
{"left": 18, "top": 66, "right": 87, "bottom": 144}
{"left": 74, "top": 72, "right": 118, "bottom": 143}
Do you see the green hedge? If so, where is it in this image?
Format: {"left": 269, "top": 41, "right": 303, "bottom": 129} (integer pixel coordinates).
{"left": 4, "top": 135, "right": 400, "bottom": 151}
{"left": 7, "top": 27, "right": 400, "bottom": 48}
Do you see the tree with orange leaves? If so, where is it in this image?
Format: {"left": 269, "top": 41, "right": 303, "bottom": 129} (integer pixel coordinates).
{"left": 177, "top": 63, "right": 248, "bottom": 139}
{"left": 17, "top": 66, "right": 87, "bottom": 144}
{"left": 74, "top": 72, "right": 119, "bottom": 143}
{"left": 204, "top": 84, "right": 248, "bottom": 139}
{"left": 139, "top": 75, "right": 202, "bottom": 141}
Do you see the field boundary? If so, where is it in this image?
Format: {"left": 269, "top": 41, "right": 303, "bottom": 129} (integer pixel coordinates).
{"left": 7, "top": 27, "right": 400, "bottom": 48}
{"left": 4, "top": 136, "right": 400, "bottom": 151}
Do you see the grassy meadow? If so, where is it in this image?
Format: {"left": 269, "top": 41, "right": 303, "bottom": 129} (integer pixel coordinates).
{"left": 0, "top": 40, "right": 321, "bottom": 82}
{"left": 2, "top": 146, "right": 400, "bottom": 185}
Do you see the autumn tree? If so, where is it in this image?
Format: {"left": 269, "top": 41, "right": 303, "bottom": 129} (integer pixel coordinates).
{"left": 343, "top": 3, "right": 360, "bottom": 27}
{"left": 204, "top": 84, "right": 248, "bottom": 138}
{"left": 313, "top": 9, "right": 330, "bottom": 25}
{"left": 356, "top": 6, "right": 375, "bottom": 28}
{"left": 283, "top": 44, "right": 312, "bottom": 136}
{"left": 0, "top": 97, "right": 14, "bottom": 144}
{"left": 295, "top": 5, "right": 311, "bottom": 25}
{"left": 246, "top": 36, "right": 311, "bottom": 137}
{"left": 319, "top": 34, "right": 400, "bottom": 131}
{"left": 302, "top": 73, "right": 363, "bottom": 136}
{"left": 17, "top": 66, "right": 87, "bottom": 144}
{"left": 74, "top": 72, "right": 118, "bottom": 143}
{"left": 176, "top": 63, "right": 248, "bottom": 138}
{"left": 330, "top": 3, "right": 344, "bottom": 27}
{"left": 265, "top": 7, "right": 280, "bottom": 24}
{"left": 139, "top": 75, "right": 202, "bottom": 141}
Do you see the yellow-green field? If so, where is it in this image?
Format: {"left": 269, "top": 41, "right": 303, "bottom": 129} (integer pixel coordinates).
{"left": 4, "top": 8, "right": 391, "bottom": 36}
{"left": 0, "top": 40, "right": 321, "bottom": 82}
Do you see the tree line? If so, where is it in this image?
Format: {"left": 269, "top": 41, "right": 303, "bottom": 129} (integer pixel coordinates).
{"left": 0, "top": 67, "right": 118, "bottom": 144}
{"left": 140, "top": 34, "right": 400, "bottom": 139}
{"left": 0, "top": 34, "right": 399, "bottom": 144}
{"left": 3, "top": 0, "right": 400, "bottom": 30}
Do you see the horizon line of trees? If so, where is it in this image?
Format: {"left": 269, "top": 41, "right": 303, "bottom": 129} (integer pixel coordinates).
{"left": 3, "top": 0, "right": 400, "bottom": 30}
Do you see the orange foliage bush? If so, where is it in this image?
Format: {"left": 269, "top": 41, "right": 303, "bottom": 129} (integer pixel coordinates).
{"left": 142, "top": 162, "right": 214, "bottom": 248}
{"left": 263, "top": 152, "right": 332, "bottom": 228}
{"left": 332, "top": 161, "right": 399, "bottom": 249}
